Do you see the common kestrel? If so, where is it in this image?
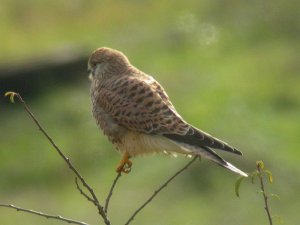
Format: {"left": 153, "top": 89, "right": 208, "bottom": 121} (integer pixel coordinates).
{"left": 88, "top": 47, "right": 247, "bottom": 177}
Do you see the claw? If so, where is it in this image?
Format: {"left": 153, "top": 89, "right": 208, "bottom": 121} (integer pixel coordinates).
{"left": 116, "top": 152, "right": 132, "bottom": 174}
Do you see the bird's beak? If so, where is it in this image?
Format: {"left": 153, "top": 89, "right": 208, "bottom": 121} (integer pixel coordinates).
{"left": 87, "top": 66, "right": 93, "bottom": 81}
{"left": 88, "top": 73, "right": 93, "bottom": 81}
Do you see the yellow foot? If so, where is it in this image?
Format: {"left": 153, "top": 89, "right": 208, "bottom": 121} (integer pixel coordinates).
{"left": 116, "top": 152, "right": 132, "bottom": 174}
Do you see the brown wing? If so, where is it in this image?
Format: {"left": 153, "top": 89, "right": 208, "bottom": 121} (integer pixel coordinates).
{"left": 98, "top": 73, "right": 242, "bottom": 155}
{"left": 97, "top": 74, "right": 191, "bottom": 135}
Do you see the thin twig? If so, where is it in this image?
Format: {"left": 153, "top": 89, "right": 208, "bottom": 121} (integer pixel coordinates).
{"left": 0, "top": 204, "right": 89, "bottom": 225}
{"left": 125, "top": 156, "right": 198, "bottom": 225}
{"left": 75, "top": 177, "right": 95, "bottom": 203}
{"left": 6, "top": 92, "right": 110, "bottom": 225}
{"left": 257, "top": 165, "right": 273, "bottom": 225}
{"left": 105, "top": 172, "right": 122, "bottom": 214}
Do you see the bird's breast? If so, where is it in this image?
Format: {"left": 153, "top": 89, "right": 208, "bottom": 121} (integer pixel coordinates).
{"left": 91, "top": 103, "right": 126, "bottom": 144}
{"left": 90, "top": 80, "right": 127, "bottom": 145}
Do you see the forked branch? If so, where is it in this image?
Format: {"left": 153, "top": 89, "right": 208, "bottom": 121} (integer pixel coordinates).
{"left": 3, "top": 92, "right": 200, "bottom": 225}
{"left": 4, "top": 92, "right": 110, "bottom": 225}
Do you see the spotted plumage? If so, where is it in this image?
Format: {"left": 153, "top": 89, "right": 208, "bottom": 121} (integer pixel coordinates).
{"left": 88, "top": 47, "right": 247, "bottom": 177}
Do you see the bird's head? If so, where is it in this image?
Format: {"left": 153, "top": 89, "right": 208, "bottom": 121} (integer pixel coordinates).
{"left": 87, "top": 47, "right": 130, "bottom": 80}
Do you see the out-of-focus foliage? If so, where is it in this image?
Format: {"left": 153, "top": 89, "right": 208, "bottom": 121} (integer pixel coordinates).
{"left": 0, "top": 0, "right": 299, "bottom": 224}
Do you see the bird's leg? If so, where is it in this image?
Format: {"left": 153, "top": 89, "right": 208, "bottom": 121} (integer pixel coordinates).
{"left": 116, "top": 151, "right": 132, "bottom": 174}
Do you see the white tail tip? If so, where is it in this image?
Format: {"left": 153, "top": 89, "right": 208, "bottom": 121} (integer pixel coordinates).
{"left": 225, "top": 162, "right": 248, "bottom": 177}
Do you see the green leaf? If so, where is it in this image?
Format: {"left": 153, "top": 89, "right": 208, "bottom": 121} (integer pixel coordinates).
{"left": 273, "top": 215, "right": 284, "bottom": 224}
{"left": 256, "top": 160, "right": 264, "bottom": 170}
{"left": 235, "top": 176, "right": 245, "bottom": 197}
{"left": 270, "top": 193, "right": 280, "bottom": 200}
{"left": 4, "top": 91, "right": 17, "bottom": 103}
{"left": 264, "top": 170, "right": 273, "bottom": 183}
{"left": 256, "top": 190, "right": 264, "bottom": 194}
{"left": 250, "top": 171, "right": 259, "bottom": 184}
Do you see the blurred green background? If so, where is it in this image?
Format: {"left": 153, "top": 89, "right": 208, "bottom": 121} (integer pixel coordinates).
{"left": 1, "top": 0, "right": 299, "bottom": 224}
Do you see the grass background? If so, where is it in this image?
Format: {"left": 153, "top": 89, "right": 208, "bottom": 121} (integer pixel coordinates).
{"left": 1, "top": 0, "right": 300, "bottom": 224}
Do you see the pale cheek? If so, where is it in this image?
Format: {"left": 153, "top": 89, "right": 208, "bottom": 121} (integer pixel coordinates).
{"left": 94, "top": 63, "right": 107, "bottom": 78}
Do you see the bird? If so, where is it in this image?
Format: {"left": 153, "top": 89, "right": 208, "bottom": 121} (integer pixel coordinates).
{"left": 88, "top": 47, "right": 248, "bottom": 177}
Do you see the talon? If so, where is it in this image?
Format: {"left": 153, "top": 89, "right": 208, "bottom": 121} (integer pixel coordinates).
{"left": 116, "top": 152, "right": 132, "bottom": 174}
{"left": 122, "top": 166, "right": 131, "bottom": 174}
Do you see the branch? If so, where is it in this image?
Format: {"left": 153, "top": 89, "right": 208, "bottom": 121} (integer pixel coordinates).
{"left": 257, "top": 163, "right": 273, "bottom": 225}
{"left": 124, "top": 156, "right": 198, "bottom": 225}
{"left": 105, "top": 172, "right": 122, "bottom": 214}
{"left": 0, "top": 204, "right": 89, "bottom": 225}
{"left": 4, "top": 92, "right": 200, "bottom": 225}
{"left": 4, "top": 92, "right": 110, "bottom": 225}
{"left": 75, "top": 177, "right": 95, "bottom": 204}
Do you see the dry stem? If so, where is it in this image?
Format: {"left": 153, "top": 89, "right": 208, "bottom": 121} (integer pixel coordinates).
{"left": 105, "top": 172, "right": 122, "bottom": 214}
{"left": 5, "top": 92, "right": 110, "bottom": 225}
{"left": 75, "top": 177, "right": 95, "bottom": 203}
{"left": 4, "top": 92, "right": 200, "bottom": 225}
{"left": 0, "top": 204, "right": 89, "bottom": 225}
{"left": 124, "top": 156, "right": 198, "bottom": 225}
